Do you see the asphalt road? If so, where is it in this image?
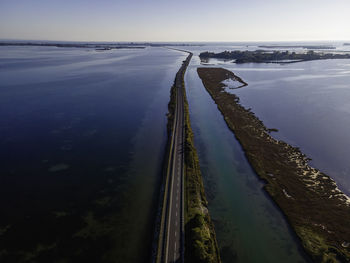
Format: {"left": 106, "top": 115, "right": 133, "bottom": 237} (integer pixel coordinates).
{"left": 166, "top": 63, "right": 185, "bottom": 263}
{"left": 157, "top": 51, "right": 192, "bottom": 263}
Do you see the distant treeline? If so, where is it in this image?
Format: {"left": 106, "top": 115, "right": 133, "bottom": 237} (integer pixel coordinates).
{"left": 259, "top": 45, "right": 335, "bottom": 49}
{"left": 199, "top": 50, "right": 350, "bottom": 64}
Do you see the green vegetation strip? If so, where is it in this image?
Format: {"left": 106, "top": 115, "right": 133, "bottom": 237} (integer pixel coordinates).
{"left": 197, "top": 67, "right": 350, "bottom": 263}
{"left": 157, "top": 51, "right": 221, "bottom": 263}
{"left": 182, "top": 76, "right": 221, "bottom": 263}
{"left": 155, "top": 84, "right": 177, "bottom": 263}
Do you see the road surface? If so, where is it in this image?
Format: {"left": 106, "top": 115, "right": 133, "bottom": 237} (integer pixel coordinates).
{"left": 157, "top": 51, "right": 192, "bottom": 263}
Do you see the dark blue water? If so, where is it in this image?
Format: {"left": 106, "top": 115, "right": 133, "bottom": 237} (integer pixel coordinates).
{"left": 0, "top": 46, "right": 187, "bottom": 262}
{"left": 2, "top": 42, "right": 348, "bottom": 263}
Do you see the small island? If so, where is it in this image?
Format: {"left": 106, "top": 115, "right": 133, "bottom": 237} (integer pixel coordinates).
{"left": 199, "top": 50, "right": 350, "bottom": 64}
{"left": 197, "top": 67, "right": 350, "bottom": 263}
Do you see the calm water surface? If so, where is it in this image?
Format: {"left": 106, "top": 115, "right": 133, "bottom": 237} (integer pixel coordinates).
{"left": 206, "top": 58, "right": 350, "bottom": 195}
{"left": 0, "top": 46, "right": 186, "bottom": 262}
{"left": 183, "top": 42, "right": 350, "bottom": 262}
{"left": 1, "top": 42, "right": 349, "bottom": 263}
{"left": 185, "top": 54, "right": 310, "bottom": 263}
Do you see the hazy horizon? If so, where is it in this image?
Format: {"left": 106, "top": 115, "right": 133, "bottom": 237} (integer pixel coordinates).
{"left": 1, "top": 0, "right": 350, "bottom": 42}
{"left": 1, "top": 38, "right": 350, "bottom": 43}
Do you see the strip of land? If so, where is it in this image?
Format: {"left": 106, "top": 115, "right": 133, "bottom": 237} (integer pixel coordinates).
{"left": 156, "top": 52, "right": 190, "bottom": 263}
{"left": 156, "top": 51, "right": 220, "bottom": 263}
{"left": 197, "top": 67, "right": 350, "bottom": 263}
{"left": 199, "top": 50, "right": 350, "bottom": 64}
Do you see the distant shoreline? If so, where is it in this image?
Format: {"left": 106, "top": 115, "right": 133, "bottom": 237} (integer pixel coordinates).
{"left": 200, "top": 50, "right": 350, "bottom": 64}
{"left": 0, "top": 42, "right": 146, "bottom": 50}
{"left": 0, "top": 42, "right": 204, "bottom": 50}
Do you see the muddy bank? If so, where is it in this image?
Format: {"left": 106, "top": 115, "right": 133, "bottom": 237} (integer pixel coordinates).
{"left": 197, "top": 67, "right": 350, "bottom": 263}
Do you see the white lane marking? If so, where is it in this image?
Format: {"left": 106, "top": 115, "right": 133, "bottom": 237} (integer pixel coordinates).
{"left": 176, "top": 203, "right": 178, "bottom": 208}
{"left": 174, "top": 243, "right": 177, "bottom": 262}
{"left": 175, "top": 231, "right": 177, "bottom": 237}
{"left": 176, "top": 221, "right": 177, "bottom": 226}
{"left": 176, "top": 212, "right": 178, "bottom": 217}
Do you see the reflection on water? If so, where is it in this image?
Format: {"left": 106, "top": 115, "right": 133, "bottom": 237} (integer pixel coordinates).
{"left": 213, "top": 59, "right": 350, "bottom": 195}
{"left": 189, "top": 44, "right": 350, "bottom": 195}
{"left": 1, "top": 42, "right": 348, "bottom": 262}
{"left": 0, "top": 46, "right": 187, "bottom": 262}
{"left": 184, "top": 43, "right": 350, "bottom": 261}
{"left": 185, "top": 55, "right": 309, "bottom": 263}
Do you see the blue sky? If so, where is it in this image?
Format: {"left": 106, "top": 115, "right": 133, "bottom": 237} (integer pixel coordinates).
{"left": 1, "top": 0, "right": 350, "bottom": 41}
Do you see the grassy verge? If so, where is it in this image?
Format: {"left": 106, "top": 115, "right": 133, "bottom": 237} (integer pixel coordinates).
{"left": 182, "top": 80, "right": 221, "bottom": 263}
{"left": 159, "top": 53, "right": 221, "bottom": 263}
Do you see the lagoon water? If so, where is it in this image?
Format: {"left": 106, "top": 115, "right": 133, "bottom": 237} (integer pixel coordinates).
{"left": 1, "top": 43, "right": 349, "bottom": 263}
{"left": 185, "top": 55, "right": 309, "bottom": 263}
{"left": 192, "top": 51, "right": 350, "bottom": 195}
{"left": 183, "top": 43, "right": 350, "bottom": 262}
{"left": 0, "top": 46, "right": 186, "bottom": 262}
{"left": 217, "top": 59, "right": 350, "bottom": 196}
